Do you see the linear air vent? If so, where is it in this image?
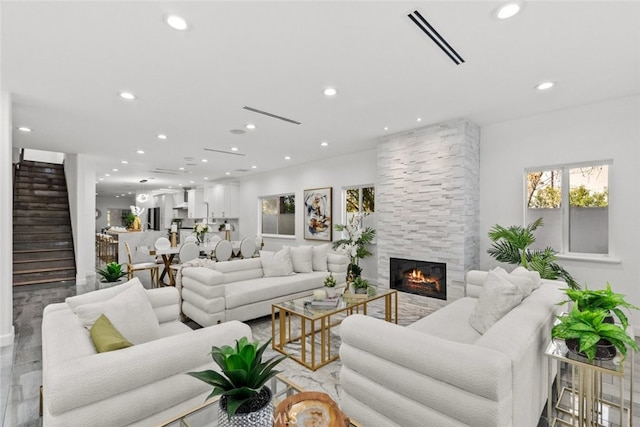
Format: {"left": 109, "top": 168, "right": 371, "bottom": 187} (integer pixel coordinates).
{"left": 203, "top": 148, "right": 247, "bottom": 157}
{"left": 243, "top": 106, "right": 302, "bottom": 125}
{"left": 408, "top": 10, "right": 465, "bottom": 65}
{"left": 150, "top": 169, "right": 178, "bottom": 175}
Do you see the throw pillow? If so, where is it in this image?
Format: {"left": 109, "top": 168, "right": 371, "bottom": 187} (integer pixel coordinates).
{"left": 492, "top": 266, "right": 534, "bottom": 299}
{"left": 66, "top": 277, "right": 141, "bottom": 314}
{"left": 74, "top": 282, "right": 160, "bottom": 345}
{"left": 260, "top": 247, "right": 294, "bottom": 277}
{"left": 90, "top": 314, "right": 133, "bottom": 353}
{"left": 287, "top": 245, "right": 313, "bottom": 273}
{"left": 469, "top": 268, "right": 524, "bottom": 334}
{"left": 312, "top": 244, "right": 329, "bottom": 272}
{"left": 511, "top": 266, "right": 542, "bottom": 290}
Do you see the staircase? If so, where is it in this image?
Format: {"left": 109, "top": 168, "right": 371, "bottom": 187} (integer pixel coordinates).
{"left": 13, "top": 160, "right": 76, "bottom": 286}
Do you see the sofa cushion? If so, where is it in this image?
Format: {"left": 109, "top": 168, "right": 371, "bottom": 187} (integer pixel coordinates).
{"left": 260, "top": 248, "right": 294, "bottom": 277}
{"left": 288, "top": 245, "right": 313, "bottom": 273}
{"left": 214, "top": 258, "right": 264, "bottom": 283}
{"left": 469, "top": 269, "right": 523, "bottom": 334}
{"left": 181, "top": 266, "right": 225, "bottom": 286}
{"left": 312, "top": 244, "right": 329, "bottom": 272}
{"left": 327, "top": 251, "right": 349, "bottom": 274}
{"left": 74, "top": 282, "right": 160, "bottom": 344}
{"left": 408, "top": 297, "right": 481, "bottom": 344}
{"left": 89, "top": 314, "right": 133, "bottom": 353}
{"left": 511, "top": 266, "right": 542, "bottom": 290}
{"left": 65, "top": 277, "right": 140, "bottom": 313}
{"left": 224, "top": 272, "right": 326, "bottom": 309}
{"left": 492, "top": 266, "right": 533, "bottom": 299}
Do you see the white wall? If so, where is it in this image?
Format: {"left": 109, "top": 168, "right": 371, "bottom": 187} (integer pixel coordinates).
{"left": 65, "top": 154, "right": 96, "bottom": 285}
{"left": 96, "top": 195, "right": 135, "bottom": 232}
{"left": 238, "top": 149, "right": 378, "bottom": 279}
{"left": 1, "top": 92, "right": 15, "bottom": 347}
{"left": 480, "top": 95, "right": 640, "bottom": 326}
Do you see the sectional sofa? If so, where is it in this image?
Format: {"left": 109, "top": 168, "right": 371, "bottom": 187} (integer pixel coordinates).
{"left": 339, "top": 268, "right": 565, "bottom": 427}
{"left": 180, "top": 245, "right": 349, "bottom": 326}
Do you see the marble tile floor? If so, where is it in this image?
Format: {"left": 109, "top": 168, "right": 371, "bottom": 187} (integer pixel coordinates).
{"left": 3, "top": 279, "right": 640, "bottom": 427}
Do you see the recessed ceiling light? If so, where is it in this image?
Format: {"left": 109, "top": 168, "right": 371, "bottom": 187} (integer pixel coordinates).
{"left": 284, "top": 156, "right": 291, "bottom": 160}
{"left": 323, "top": 87, "right": 338, "bottom": 96}
{"left": 417, "top": 118, "right": 422, "bottom": 122}
{"left": 115, "top": 195, "right": 119, "bottom": 198}
{"left": 190, "top": 181, "right": 194, "bottom": 184}
{"left": 201, "top": 159, "right": 208, "bottom": 163}
{"left": 225, "top": 172, "right": 231, "bottom": 175}
{"left": 105, "top": 174, "right": 111, "bottom": 177}
{"left": 112, "top": 168, "right": 118, "bottom": 172}
{"left": 231, "top": 147, "right": 239, "bottom": 152}
{"left": 204, "top": 177, "right": 209, "bottom": 180}
{"left": 166, "top": 15, "right": 189, "bottom": 31}
{"left": 495, "top": 2, "right": 521, "bottom": 19}
{"left": 119, "top": 92, "right": 136, "bottom": 100}
{"left": 136, "top": 150, "right": 145, "bottom": 154}
{"left": 99, "top": 178, "right": 104, "bottom": 181}
{"left": 251, "top": 165, "right": 257, "bottom": 169}
{"left": 383, "top": 126, "right": 389, "bottom": 131}
{"left": 17, "top": 126, "right": 32, "bottom": 132}
{"left": 536, "top": 81, "right": 555, "bottom": 91}
{"left": 179, "top": 167, "right": 185, "bottom": 171}
{"left": 157, "top": 134, "right": 167, "bottom": 140}
{"left": 121, "top": 160, "right": 128, "bottom": 164}
{"left": 128, "top": 192, "right": 132, "bottom": 195}
{"left": 245, "top": 124, "right": 256, "bottom": 130}
{"left": 320, "top": 141, "right": 329, "bottom": 147}
{"left": 179, "top": 183, "right": 183, "bottom": 186}
{"left": 121, "top": 194, "right": 125, "bottom": 197}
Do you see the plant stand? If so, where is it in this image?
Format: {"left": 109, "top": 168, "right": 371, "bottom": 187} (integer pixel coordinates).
{"left": 545, "top": 338, "right": 633, "bottom": 426}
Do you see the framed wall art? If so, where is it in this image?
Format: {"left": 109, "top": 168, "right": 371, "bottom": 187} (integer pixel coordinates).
{"left": 303, "top": 187, "right": 332, "bottom": 241}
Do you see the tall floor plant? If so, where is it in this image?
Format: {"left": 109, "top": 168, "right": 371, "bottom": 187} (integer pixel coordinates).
{"left": 487, "top": 217, "right": 579, "bottom": 289}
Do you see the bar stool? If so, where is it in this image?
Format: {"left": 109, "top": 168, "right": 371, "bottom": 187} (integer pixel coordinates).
{"left": 124, "top": 242, "right": 159, "bottom": 288}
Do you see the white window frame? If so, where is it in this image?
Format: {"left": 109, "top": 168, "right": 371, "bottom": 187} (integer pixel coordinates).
{"left": 523, "top": 159, "right": 617, "bottom": 263}
{"left": 258, "top": 193, "right": 296, "bottom": 239}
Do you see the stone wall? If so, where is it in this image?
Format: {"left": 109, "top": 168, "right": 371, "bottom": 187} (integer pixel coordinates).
{"left": 376, "top": 119, "right": 480, "bottom": 310}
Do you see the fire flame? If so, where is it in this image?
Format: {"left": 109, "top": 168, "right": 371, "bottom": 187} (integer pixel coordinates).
{"left": 406, "top": 269, "right": 440, "bottom": 291}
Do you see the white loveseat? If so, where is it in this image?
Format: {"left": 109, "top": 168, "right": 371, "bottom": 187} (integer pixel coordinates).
{"left": 180, "top": 247, "right": 349, "bottom": 326}
{"left": 41, "top": 279, "right": 252, "bottom": 427}
{"left": 339, "top": 269, "right": 565, "bottom": 427}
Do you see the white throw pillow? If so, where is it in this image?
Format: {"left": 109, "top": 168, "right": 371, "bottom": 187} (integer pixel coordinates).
{"left": 511, "top": 266, "right": 542, "bottom": 290}
{"left": 469, "top": 268, "right": 524, "bottom": 334}
{"left": 66, "top": 277, "right": 141, "bottom": 314}
{"left": 287, "top": 245, "right": 313, "bottom": 273}
{"left": 260, "top": 247, "right": 294, "bottom": 277}
{"left": 492, "top": 266, "right": 534, "bottom": 299}
{"left": 74, "top": 282, "right": 160, "bottom": 345}
{"left": 312, "top": 244, "right": 329, "bottom": 272}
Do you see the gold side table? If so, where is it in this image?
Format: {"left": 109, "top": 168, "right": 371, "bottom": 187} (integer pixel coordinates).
{"left": 545, "top": 339, "right": 634, "bottom": 426}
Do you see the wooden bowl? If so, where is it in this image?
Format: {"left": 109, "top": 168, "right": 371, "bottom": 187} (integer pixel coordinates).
{"left": 274, "top": 391, "right": 349, "bottom": 427}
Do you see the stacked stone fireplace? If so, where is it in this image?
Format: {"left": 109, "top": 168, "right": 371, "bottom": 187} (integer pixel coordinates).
{"left": 377, "top": 119, "right": 480, "bottom": 309}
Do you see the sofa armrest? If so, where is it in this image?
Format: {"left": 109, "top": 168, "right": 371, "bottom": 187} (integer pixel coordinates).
{"left": 340, "top": 315, "right": 512, "bottom": 425}
{"left": 45, "top": 320, "right": 251, "bottom": 416}
{"left": 182, "top": 266, "right": 225, "bottom": 286}
{"left": 146, "top": 287, "right": 181, "bottom": 323}
{"left": 327, "top": 251, "right": 349, "bottom": 274}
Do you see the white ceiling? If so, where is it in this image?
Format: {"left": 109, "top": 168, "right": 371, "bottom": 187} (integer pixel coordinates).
{"left": 3, "top": 1, "right": 639, "bottom": 197}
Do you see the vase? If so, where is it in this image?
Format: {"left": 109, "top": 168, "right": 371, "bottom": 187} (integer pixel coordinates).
{"left": 565, "top": 338, "right": 616, "bottom": 361}
{"left": 325, "top": 287, "right": 337, "bottom": 299}
{"left": 355, "top": 287, "right": 367, "bottom": 295}
{"left": 218, "top": 386, "right": 273, "bottom": 427}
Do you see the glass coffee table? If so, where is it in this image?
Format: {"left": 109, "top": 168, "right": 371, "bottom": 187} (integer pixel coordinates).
{"left": 158, "top": 374, "right": 362, "bottom": 426}
{"left": 272, "top": 288, "right": 398, "bottom": 370}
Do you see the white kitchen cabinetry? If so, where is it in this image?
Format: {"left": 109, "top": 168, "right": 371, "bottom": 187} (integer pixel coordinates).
{"left": 207, "top": 184, "right": 239, "bottom": 219}
{"left": 187, "top": 189, "right": 207, "bottom": 219}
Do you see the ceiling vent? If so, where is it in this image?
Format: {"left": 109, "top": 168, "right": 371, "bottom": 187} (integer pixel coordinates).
{"left": 150, "top": 168, "right": 178, "bottom": 175}
{"left": 204, "top": 148, "right": 246, "bottom": 156}
{"left": 408, "top": 10, "right": 465, "bottom": 65}
{"left": 243, "top": 106, "right": 302, "bottom": 125}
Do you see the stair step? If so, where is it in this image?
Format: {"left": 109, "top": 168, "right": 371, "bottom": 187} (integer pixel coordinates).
{"left": 14, "top": 225, "right": 72, "bottom": 233}
{"left": 14, "top": 182, "right": 68, "bottom": 192}
{"left": 13, "top": 241, "right": 74, "bottom": 251}
{"left": 14, "top": 189, "right": 68, "bottom": 198}
{"left": 18, "top": 164, "right": 64, "bottom": 175}
{"left": 13, "top": 195, "right": 69, "bottom": 205}
{"left": 13, "top": 256, "right": 74, "bottom": 264}
{"left": 21, "top": 160, "right": 64, "bottom": 170}
{"left": 13, "top": 248, "right": 74, "bottom": 261}
{"left": 13, "top": 275, "right": 76, "bottom": 287}
{"left": 13, "top": 265, "right": 74, "bottom": 275}
{"left": 14, "top": 176, "right": 67, "bottom": 186}
{"left": 12, "top": 232, "right": 72, "bottom": 242}
{"left": 13, "top": 259, "right": 76, "bottom": 272}
{"left": 13, "top": 202, "right": 70, "bottom": 211}
{"left": 13, "top": 209, "right": 71, "bottom": 219}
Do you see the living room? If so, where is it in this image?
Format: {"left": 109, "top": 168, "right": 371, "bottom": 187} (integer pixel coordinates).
{"left": 2, "top": 1, "right": 640, "bottom": 426}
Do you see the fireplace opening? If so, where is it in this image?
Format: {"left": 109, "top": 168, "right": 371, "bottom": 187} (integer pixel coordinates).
{"left": 390, "top": 257, "right": 446, "bottom": 300}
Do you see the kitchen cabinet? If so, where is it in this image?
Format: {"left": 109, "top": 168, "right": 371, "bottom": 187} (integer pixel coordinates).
{"left": 187, "top": 189, "right": 206, "bottom": 219}
{"left": 207, "top": 184, "right": 239, "bottom": 219}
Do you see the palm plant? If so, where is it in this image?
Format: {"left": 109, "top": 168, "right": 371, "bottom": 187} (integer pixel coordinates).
{"left": 187, "top": 337, "right": 286, "bottom": 420}
{"left": 487, "top": 218, "right": 578, "bottom": 289}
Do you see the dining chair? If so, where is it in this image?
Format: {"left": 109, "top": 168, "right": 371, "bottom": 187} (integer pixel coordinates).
{"left": 184, "top": 235, "right": 198, "bottom": 243}
{"left": 214, "top": 239, "right": 233, "bottom": 262}
{"left": 168, "top": 242, "right": 200, "bottom": 287}
{"left": 124, "top": 242, "right": 159, "bottom": 288}
{"left": 239, "top": 237, "right": 256, "bottom": 259}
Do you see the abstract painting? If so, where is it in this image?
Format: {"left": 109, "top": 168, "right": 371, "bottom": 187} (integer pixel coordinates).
{"left": 303, "top": 187, "right": 332, "bottom": 241}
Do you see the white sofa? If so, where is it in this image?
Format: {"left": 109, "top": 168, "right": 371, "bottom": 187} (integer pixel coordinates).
{"left": 41, "top": 279, "right": 252, "bottom": 427}
{"left": 339, "top": 269, "right": 565, "bottom": 427}
{"left": 180, "top": 248, "right": 349, "bottom": 326}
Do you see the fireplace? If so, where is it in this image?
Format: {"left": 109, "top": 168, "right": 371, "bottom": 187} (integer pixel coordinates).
{"left": 390, "top": 257, "right": 447, "bottom": 300}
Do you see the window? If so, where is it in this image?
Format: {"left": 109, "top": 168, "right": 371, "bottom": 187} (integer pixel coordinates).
{"left": 344, "top": 185, "right": 375, "bottom": 228}
{"left": 260, "top": 194, "right": 295, "bottom": 236}
{"left": 525, "top": 162, "right": 610, "bottom": 255}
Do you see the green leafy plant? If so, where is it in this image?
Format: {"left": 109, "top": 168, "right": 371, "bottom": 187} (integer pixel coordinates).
{"left": 123, "top": 212, "right": 136, "bottom": 229}
{"left": 552, "top": 304, "right": 638, "bottom": 361}
{"left": 96, "top": 262, "right": 126, "bottom": 282}
{"left": 487, "top": 217, "right": 578, "bottom": 289}
{"left": 323, "top": 273, "right": 337, "bottom": 288}
{"left": 352, "top": 277, "right": 369, "bottom": 290}
{"left": 187, "top": 337, "right": 286, "bottom": 420}
{"left": 333, "top": 213, "right": 376, "bottom": 279}
{"left": 561, "top": 283, "right": 639, "bottom": 329}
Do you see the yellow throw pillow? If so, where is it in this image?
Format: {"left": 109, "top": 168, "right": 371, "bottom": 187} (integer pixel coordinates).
{"left": 90, "top": 314, "right": 133, "bottom": 353}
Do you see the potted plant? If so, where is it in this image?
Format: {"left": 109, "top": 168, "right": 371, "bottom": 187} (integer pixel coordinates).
{"left": 96, "top": 262, "right": 126, "bottom": 283}
{"left": 487, "top": 217, "right": 579, "bottom": 289}
{"left": 187, "top": 337, "right": 286, "bottom": 425}
{"left": 333, "top": 213, "right": 375, "bottom": 282}
{"left": 352, "top": 277, "right": 370, "bottom": 294}
{"left": 552, "top": 304, "right": 638, "bottom": 361}
{"left": 561, "top": 282, "right": 639, "bottom": 329}
{"left": 323, "top": 273, "right": 337, "bottom": 298}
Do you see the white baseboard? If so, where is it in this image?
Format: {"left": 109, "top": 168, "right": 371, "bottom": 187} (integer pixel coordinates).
{"left": 0, "top": 326, "right": 15, "bottom": 347}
